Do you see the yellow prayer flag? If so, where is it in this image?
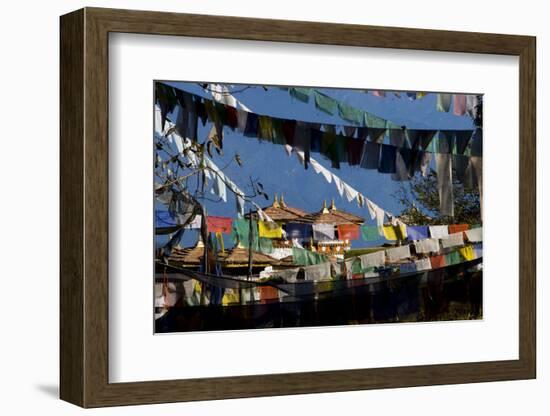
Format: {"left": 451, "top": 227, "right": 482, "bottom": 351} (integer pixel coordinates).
{"left": 222, "top": 289, "right": 240, "bottom": 306}
{"left": 258, "top": 221, "right": 283, "bottom": 239}
{"left": 395, "top": 225, "right": 407, "bottom": 240}
{"left": 382, "top": 225, "right": 398, "bottom": 240}
{"left": 459, "top": 245, "right": 475, "bottom": 261}
{"left": 382, "top": 225, "right": 407, "bottom": 240}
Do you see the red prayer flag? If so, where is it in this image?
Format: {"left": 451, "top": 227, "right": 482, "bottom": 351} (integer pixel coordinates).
{"left": 430, "top": 254, "right": 446, "bottom": 269}
{"left": 259, "top": 286, "right": 279, "bottom": 303}
{"left": 337, "top": 224, "right": 360, "bottom": 240}
{"left": 448, "top": 224, "right": 470, "bottom": 234}
{"left": 206, "top": 216, "right": 232, "bottom": 234}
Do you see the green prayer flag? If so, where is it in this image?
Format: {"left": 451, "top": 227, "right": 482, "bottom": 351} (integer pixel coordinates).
{"left": 445, "top": 250, "right": 462, "bottom": 266}
{"left": 338, "top": 101, "right": 364, "bottom": 125}
{"left": 314, "top": 91, "right": 338, "bottom": 115}
{"left": 230, "top": 218, "right": 257, "bottom": 246}
{"left": 364, "top": 112, "right": 387, "bottom": 129}
{"left": 289, "top": 87, "right": 312, "bottom": 103}
{"left": 292, "top": 248, "right": 328, "bottom": 266}
{"left": 361, "top": 225, "right": 381, "bottom": 241}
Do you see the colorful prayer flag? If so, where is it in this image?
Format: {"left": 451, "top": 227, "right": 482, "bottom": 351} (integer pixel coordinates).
{"left": 206, "top": 216, "right": 232, "bottom": 234}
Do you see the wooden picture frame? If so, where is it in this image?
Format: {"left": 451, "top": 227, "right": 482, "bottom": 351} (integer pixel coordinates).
{"left": 60, "top": 7, "right": 536, "bottom": 408}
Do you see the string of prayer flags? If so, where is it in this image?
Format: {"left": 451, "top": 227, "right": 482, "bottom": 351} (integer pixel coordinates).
{"left": 337, "top": 224, "right": 360, "bottom": 240}
{"left": 296, "top": 152, "right": 396, "bottom": 228}
{"left": 206, "top": 216, "right": 232, "bottom": 234}
{"left": 258, "top": 221, "right": 283, "bottom": 239}
{"left": 158, "top": 85, "right": 482, "bottom": 222}
{"left": 161, "top": 85, "right": 479, "bottom": 160}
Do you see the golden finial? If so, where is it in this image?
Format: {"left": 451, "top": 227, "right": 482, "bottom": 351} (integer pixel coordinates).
{"left": 330, "top": 198, "right": 337, "bottom": 211}
{"left": 280, "top": 194, "right": 287, "bottom": 208}
{"left": 322, "top": 200, "right": 329, "bottom": 214}
{"left": 272, "top": 193, "right": 280, "bottom": 208}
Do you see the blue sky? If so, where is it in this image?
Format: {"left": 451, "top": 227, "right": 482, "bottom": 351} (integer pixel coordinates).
{"left": 156, "top": 81, "right": 476, "bottom": 249}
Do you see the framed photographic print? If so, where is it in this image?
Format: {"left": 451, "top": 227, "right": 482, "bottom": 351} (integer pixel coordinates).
{"left": 60, "top": 7, "right": 536, "bottom": 408}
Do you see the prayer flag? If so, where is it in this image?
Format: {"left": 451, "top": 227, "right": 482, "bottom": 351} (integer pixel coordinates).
{"left": 465, "top": 227, "right": 483, "bottom": 242}
{"left": 385, "top": 245, "right": 411, "bottom": 262}
{"left": 406, "top": 225, "right": 429, "bottom": 240}
{"left": 458, "top": 245, "right": 476, "bottom": 261}
{"left": 312, "top": 223, "right": 335, "bottom": 241}
{"left": 314, "top": 91, "right": 338, "bottom": 115}
{"left": 414, "top": 238, "right": 440, "bottom": 254}
{"left": 448, "top": 224, "right": 470, "bottom": 234}
{"left": 258, "top": 221, "right": 283, "bottom": 239}
{"left": 337, "top": 223, "right": 360, "bottom": 240}
{"left": 284, "top": 223, "right": 312, "bottom": 240}
{"left": 359, "top": 250, "right": 386, "bottom": 269}
{"left": 206, "top": 216, "right": 232, "bottom": 234}
{"left": 440, "top": 232, "right": 464, "bottom": 249}
{"left": 430, "top": 254, "right": 446, "bottom": 269}
{"left": 361, "top": 225, "right": 381, "bottom": 241}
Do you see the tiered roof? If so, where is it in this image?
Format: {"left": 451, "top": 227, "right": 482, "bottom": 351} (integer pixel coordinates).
{"left": 304, "top": 199, "right": 364, "bottom": 225}
{"left": 248, "top": 194, "right": 310, "bottom": 222}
